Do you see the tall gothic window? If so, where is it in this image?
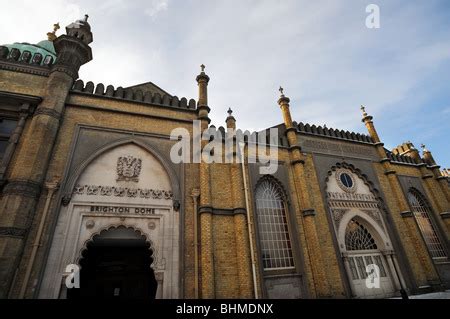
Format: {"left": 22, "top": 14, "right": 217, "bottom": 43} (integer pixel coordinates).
{"left": 255, "top": 178, "right": 294, "bottom": 270}
{"left": 407, "top": 189, "right": 447, "bottom": 259}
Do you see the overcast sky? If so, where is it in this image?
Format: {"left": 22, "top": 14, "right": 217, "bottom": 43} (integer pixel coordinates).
{"left": 1, "top": 0, "right": 449, "bottom": 167}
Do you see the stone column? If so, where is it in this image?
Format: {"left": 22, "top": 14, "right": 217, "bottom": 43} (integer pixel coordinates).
{"left": 18, "top": 181, "right": 59, "bottom": 298}
{"left": 391, "top": 253, "right": 408, "bottom": 290}
{"left": 230, "top": 137, "right": 253, "bottom": 298}
{"left": 191, "top": 189, "right": 200, "bottom": 299}
{"left": 382, "top": 250, "right": 401, "bottom": 291}
{"left": 196, "top": 65, "right": 215, "bottom": 298}
{"left": 277, "top": 88, "right": 331, "bottom": 297}
{"left": 341, "top": 253, "right": 356, "bottom": 298}
{"left": 360, "top": 106, "right": 440, "bottom": 290}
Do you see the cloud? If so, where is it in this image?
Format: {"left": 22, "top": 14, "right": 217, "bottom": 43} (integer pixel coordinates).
{"left": 0, "top": 0, "right": 81, "bottom": 45}
{"left": 144, "top": 0, "right": 169, "bottom": 18}
{"left": 1, "top": 0, "right": 449, "bottom": 166}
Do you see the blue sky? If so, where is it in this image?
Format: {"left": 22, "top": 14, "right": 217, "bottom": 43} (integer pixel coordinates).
{"left": 1, "top": 0, "right": 449, "bottom": 167}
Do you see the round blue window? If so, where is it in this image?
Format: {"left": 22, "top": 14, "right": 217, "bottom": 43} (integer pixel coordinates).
{"left": 340, "top": 173, "right": 353, "bottom": 188}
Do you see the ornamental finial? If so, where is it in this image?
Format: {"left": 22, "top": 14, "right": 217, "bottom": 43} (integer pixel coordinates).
{"left": 47, "top": 22, "right": 60, "bottom": 41}
{"left": 279, "top": 86, "right": 284, "bottom": 96}
{"left": 227, "top": 108, "right": 233, "bottom": 116}
{"left": 361, "top": 105, "right": 368, "bottom": 117}
{"left": 200, "top": 64, "right": 205, "bottom": 72}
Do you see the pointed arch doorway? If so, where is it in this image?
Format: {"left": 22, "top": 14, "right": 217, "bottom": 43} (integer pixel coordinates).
{"left": 67, "top": 226, "right": 158, "bottom": 299}
{"left": 342, "top": 217, "right": 396, "bottom": 298}
{"left": 326, "top": 165, "right": 406, "bottom": 298}
{"left": 39, "top": 141, "right": 180, "bottom": 299}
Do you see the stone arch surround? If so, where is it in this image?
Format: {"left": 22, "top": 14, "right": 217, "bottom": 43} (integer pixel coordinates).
{"left": 38, "top": 142, "right": 180, "bottom": 299}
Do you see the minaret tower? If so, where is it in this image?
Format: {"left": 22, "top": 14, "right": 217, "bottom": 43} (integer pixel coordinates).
{"left": 195, "top": 65, "right": 215, "bottom": 298}
{"left": 0, "top": 16, "right": 93, "bottom": 298}
{"left": 360, "top": 106, "right": 440, "bottom": 287}
{"left": 277, "top": 87, "right": 331, "bottom": 297}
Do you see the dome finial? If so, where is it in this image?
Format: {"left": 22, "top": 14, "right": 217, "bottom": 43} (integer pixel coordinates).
{"left": 47, "top": 22, "right": 60, "bottom": 41}
{"left": 84, "top": 14, "right": 89, "bottom": 22}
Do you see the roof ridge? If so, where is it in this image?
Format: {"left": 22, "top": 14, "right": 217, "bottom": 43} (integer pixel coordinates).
{"left": 124, "top": 81, "right": 171, "bottom": 97}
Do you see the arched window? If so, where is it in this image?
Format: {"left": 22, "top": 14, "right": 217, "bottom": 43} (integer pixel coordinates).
{"left": 407, "top": 190, "right": 446, "bottom": 259}
{"left": 345, "top": 219, "right": 378, "bottom": 251}
{"left": 255, "top": 178, "right": 294, "bottom": 270}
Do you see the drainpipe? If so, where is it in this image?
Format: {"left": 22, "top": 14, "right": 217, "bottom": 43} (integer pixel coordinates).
{"left": 191, "top": 188, "right": 200, "bottom": 299}
{"left": 19, "top": 181, "right": 59, "bottom": 298}
{"left": 239, "top": 142, "right": 259, "bottom": 299}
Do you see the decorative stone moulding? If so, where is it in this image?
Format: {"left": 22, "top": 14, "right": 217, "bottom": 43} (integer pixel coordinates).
{"left": 73, "top": 184, "right": 173, "bottom": 200}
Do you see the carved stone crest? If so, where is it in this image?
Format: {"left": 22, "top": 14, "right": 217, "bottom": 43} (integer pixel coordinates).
{"left": 117, "top": 155, "right": 142, "bottom": 182}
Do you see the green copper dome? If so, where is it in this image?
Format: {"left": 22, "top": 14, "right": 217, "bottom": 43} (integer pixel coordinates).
{"left": 1, "top": 40, "right": 57, "bottom": 66}
{"left": 36, "top": 40, "right": 56, "bottom": 55}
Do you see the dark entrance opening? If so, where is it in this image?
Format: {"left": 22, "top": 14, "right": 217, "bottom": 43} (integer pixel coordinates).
{"left": 67, "top": 226, "right": 157, "bottom": 299}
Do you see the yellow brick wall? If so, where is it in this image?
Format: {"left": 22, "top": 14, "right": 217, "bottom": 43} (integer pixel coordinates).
{"left": 4, "top": 79, "right": 449, "bottom": 298}
{"left": 373, "top": 162, "right": 439, "bottom": 286}
{"left": 304, "top": 154, "right": 346, "bottom": 297}
{"left": 0, "top": 70, "right": 47, "bottom": 96}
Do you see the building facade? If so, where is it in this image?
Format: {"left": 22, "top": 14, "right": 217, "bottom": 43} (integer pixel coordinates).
{"left": 0, "top": 18, "right": 449, "bottom": 299}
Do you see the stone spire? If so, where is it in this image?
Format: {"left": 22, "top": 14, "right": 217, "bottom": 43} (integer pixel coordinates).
{"left": 65, "top": 14, "right": 93, "bottom": 44}
{"left": 225, "top": 107, "right": 236, "bottom": 130}
{"left": 360, "top": 105, "right": 381, "bottom": 143}
{"left": 196, "top": 64, "right": 210, "bottom": 107}
{"left": 275, "top": 86, "right": 333, "bottom": 297}
{"left": 278, "top": 86, "right": 293, "bottom": 129}
{"left": 196, "top": 64, "right": 211, "bottom": 128}
{"left": 52, "top": 14, "right": 93, "bottom": 79}
{"left": 421, "top": 144, "right": 436, "bottom": 166}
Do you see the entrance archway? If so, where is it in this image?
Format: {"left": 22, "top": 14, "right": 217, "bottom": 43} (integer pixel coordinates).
{"left": 342, "top": 217, "right": 395, "bottom": 298}
{"left": 67, "top": 226, "right": 157, "bottom": 299}
{"left": 39, "top": 142, "right": 180, "bottom": 299}
{"left": 326, "top": 164, "right": 406, "bottom": 298}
